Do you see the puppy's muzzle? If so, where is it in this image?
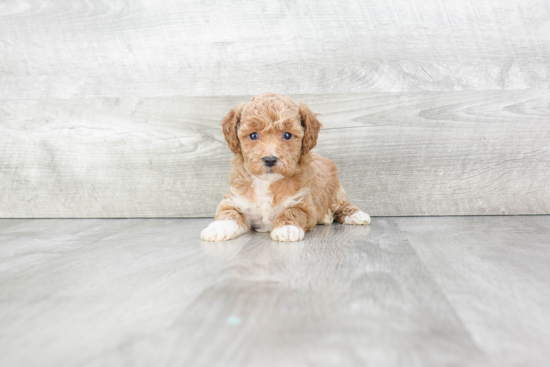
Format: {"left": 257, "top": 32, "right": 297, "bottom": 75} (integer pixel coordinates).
{"left": 262, "top": 156, "right": 278, "bottom": 167}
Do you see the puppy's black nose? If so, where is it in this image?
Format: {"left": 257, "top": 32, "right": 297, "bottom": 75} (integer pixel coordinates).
{"left": 262, "top": 156, "right": 278, "bottom": 167}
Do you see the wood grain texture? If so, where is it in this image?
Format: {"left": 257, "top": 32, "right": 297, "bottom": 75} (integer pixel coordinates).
{"left": 1, "top": 91, "right": 549, "bottom": 217}
{"left": 0, "top": 217, "right": 490, "bottom": 367}
{"left": 397, "top": 216, "right": 550, "bottom": 367}
{"left": 1, "top": 216, "right": 550, "bottom": 366}
{"left": 0, "top": 0, "right": 549, "bottom": 98}
{"left": 1, "top": 0, "right": 549, "bottom": 217}
{"left": 0, "top": 219, "right": 146, "bottom": 276}
{"left": 0, "top": 219, "right": 28, "bottom": 230}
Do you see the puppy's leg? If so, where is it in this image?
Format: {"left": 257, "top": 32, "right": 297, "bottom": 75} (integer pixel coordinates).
{"left": 331, "top": 187, "right": 371, "bottom": 225}
{"left": 201, "top": 199, "right": 250, "bottom": 241}
{"left": 271, "top": 205, "right": 316, "bottom": 242}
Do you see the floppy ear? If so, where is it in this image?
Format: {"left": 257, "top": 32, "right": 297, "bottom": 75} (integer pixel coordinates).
{"left": 299, "top": 102, "right": 322, "bottom": 155}
{"left": 221, "top": 103, "right": 245, "bottom": 154}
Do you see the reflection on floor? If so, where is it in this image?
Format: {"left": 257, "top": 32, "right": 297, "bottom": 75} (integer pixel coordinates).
{"left": 0, "top": 216, "right": 549, "bottom": 367}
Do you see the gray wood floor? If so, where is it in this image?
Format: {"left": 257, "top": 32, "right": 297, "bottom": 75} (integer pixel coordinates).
{"left": 0, "top": 216, "right": 549, "bottom": 367}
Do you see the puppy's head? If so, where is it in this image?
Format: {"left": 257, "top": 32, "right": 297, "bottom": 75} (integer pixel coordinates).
{"left": 221, "top": 93, "right": 322, "bottom": 180}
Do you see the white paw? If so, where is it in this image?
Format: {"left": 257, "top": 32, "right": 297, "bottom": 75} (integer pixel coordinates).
{"left": 200, "top": 220, "right": 247, "bottom": 242}
{"left": 270, "top": 225, "right": 305, "bottom": 242}
{"left": 320, "top": 210, "right": 334, "bottom": 225}
{"left": 344, "top": 211, "right": 371, "bottom": 225}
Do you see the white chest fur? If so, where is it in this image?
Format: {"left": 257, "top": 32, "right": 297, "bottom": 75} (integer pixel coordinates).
{"left": 230, "top": 178, "right": 307, "bottom": 232}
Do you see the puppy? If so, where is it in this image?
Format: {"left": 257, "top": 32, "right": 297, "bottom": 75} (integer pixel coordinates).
{"left": 201, "top": 93, "right": 370, "bottom": 242}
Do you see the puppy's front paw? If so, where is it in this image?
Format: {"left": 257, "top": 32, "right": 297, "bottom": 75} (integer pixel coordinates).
{"left": 271, "top": 225, "right": 305, "bottom": 242}
{"left": 201, "top": 220, "right": 246, "bottom": 242}
{"left": 344, "top": 211, "right": 371, "bottom": 225}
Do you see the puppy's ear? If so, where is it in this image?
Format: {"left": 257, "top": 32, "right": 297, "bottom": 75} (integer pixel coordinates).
{"left": 221, "top": 103, "right": 245, "bottom": 154}
{"left": 299, "top": 102, "right": 322, "bottom": 155}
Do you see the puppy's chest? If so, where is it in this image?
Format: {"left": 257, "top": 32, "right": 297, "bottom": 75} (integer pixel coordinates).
{"left": 230, "top": 179, "right": 304, "bottom": 232}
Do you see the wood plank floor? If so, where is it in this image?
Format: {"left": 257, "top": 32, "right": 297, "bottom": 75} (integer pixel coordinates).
{"left": 0, "top": 217, "right": 548, "bottom": 367}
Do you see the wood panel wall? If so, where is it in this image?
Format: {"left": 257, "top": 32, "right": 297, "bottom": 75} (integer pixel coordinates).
{"left": 1, "top": 0, "right": 549, "bottom": 217}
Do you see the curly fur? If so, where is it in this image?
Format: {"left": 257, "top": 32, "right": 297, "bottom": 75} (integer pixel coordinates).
{"left": 201, "top": 92, "right": 370, "bottom": 242}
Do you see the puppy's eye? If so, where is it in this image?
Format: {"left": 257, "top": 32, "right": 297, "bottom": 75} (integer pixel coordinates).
{"left": 283, "top": 132, "right": 292, "bottom": 140}
{"left": 249, "top": 132, "right": 258, "bottom": 141}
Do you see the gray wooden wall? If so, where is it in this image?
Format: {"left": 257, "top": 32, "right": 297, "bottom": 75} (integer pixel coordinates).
{"left": 1, "top": 0, "right": 549, "bottom": 218}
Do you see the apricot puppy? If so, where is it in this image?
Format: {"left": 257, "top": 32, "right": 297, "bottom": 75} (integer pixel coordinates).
{"left": 201, "top": 93, "right": 370, "bottom": 242}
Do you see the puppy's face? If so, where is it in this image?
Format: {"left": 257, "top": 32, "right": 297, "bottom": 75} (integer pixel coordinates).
{"left": 237, "top": 102, "right": 304, "bottom": 179}
{"left": 221, "top": 93, "right": 322, "bottom": 180}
